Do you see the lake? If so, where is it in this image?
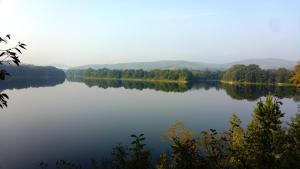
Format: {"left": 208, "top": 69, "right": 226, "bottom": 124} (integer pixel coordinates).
{"left": 0, "top": 78, "right": 299, "bottom": 169}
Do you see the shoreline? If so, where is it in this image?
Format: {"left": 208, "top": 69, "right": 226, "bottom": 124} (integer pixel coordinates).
{"left": 79, "top": 76, "right": 189, "bottom": 84}
{"left": 220, "top": 80, "right": 296, "bottom": 87}
{"left": 67, "top": 76, "right": 298, "bottom": 87}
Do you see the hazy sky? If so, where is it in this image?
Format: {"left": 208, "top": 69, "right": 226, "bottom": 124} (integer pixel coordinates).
{"left": 0, "top": 0, "right": 299, "bottom": 66}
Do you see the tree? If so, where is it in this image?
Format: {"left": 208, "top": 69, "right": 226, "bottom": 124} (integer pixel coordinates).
{"left": 222, "top": 64, "right": 293, "bottom": 84}
{"left": 228, "top": 113, "right": 246, "bottom": 168}
{"left": 0, "top": 34, "right": 26, "bottom": 108}
{"left": 289, "top": 62, "right": 300, "bottom": 86}
{"left": 274, "top": 68, "right": 293, "bottom": 83}
{"left": 245, "top": 96, "right": 285, "bottom": 169}
{"left": 280, "top": 114, "right": 300, "bottom": 168}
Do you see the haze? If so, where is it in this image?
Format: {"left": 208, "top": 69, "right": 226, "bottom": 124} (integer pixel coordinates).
{"left": 0, "top": 0, "right": 299, "bottom": 66}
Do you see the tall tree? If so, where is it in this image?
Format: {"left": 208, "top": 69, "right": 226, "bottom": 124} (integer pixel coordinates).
{"left": 228, "top": 113, "right": 246, "bottom": 168}
{"left": 245, "top": 96, "right": 284, "bottom": 169}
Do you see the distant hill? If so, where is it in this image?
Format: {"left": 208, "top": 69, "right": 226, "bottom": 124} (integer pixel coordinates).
{"left": 223, "top": 58, "right": 296, "bottom": 70}
{"left": 71, "top": 60, "right": 218, "bottom": 70}
{"left": 51, "top": 64, "right": 70, "bottom": 70}
{"left": 70, "top": 58, "right": 296, "bottom": 70}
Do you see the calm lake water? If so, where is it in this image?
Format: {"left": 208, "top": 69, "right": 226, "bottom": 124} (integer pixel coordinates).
{"left": 0, "top": 78, "right": 299, "bottom": 169}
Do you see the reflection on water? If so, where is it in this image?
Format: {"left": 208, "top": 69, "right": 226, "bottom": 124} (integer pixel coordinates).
{"left": 0, "top": 76, "right": 65, "bottom": 91}
{"left": 67, "top": 77, "right": 300, "bottom": 101}
{"left": 223, "top": 84, "right": 300, "bottom": 101}
{"left": 0, "top": 77, "right": 299, "bottom": 169}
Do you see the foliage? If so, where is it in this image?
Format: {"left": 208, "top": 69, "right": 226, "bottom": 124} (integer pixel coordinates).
{"left": 0, "top": 34, "right": 26, "bottom": 108}
{"left": 228, "top": 113, "right": 246, "bottom": 168}
{"left": 289, "top": 62, "right": 300, "bottom": 86}
{"left": 67, "top": 64, "right": 297, "bottom": 87}
{"left": 85, "top": 134, "right": 150, "bottom": 169}
{"left": 222, "top": 64, "right": 294, "bottom": 84}
{"left": 245, "top": 96, "right": 285, "bottom": 169}
{"left": 66, "top": 68, "right": 223, "bottom": 82}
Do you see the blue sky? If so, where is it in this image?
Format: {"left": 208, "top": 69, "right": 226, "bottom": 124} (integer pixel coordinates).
{"left": 0, "top": 0, "right": 299, "bottom": 66}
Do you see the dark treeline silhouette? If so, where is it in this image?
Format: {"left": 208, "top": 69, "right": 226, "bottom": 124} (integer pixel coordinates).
{"left": 66, "top": 68, "right": 223, "bottom": 82}
{"left": 222, "top": 64, "right": 294, "bottom": 84}
{"left": 67, "top": 77, "right": 300, "bottom": 101}
{"left": 40, "top": 96, "right": 300, "bottom": 169}
{"left": 1, "top": 64, "right": 66, "bottom": 79}
{"left": 0, "top": 65, "right": 65, "bottom": 92}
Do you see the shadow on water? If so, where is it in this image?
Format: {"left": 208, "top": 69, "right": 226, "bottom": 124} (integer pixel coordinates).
{"left": 67, "top": 77, "right": 300, "bottom": 101}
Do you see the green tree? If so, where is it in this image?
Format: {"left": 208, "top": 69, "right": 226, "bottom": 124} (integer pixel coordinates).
{"left": 228, "top": 113, "right": 246, "bottom": 168}
{"left": 280, "top": 114, "right": 300, "bottom": 168}
{"left": 245, "top": 96, "right": 284, "bottom": 169}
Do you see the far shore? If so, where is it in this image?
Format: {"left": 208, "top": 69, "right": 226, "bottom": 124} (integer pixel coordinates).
{"left": 67, "top": 76, "right": 299, "bottom": 87}
{"left": 220, "top": 80, "right": 297, "bottom": 87}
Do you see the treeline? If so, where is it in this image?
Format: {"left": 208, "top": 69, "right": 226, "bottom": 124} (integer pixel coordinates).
{"left": 66, "top": 68, "right": 223, "bottom": 82}
{"left": 1, "top": 64, "right": 66, "bottom": 79}
{"left": 40, "top": 96, "right": 300, "bottom": 169}
{"left": 222, "top": 64, "right": 294, "bottom": 84}
{"left": 66, "top": 64, "right": 296, "bottom": 85}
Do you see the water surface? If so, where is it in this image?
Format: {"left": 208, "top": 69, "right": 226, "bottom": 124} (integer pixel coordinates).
{"left": 0, "top": 78, "right": 299, "bottom": 169}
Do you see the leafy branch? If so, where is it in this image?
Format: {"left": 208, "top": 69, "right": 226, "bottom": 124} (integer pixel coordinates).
{"left": 0, "top": 34, "right": 26, "bottom": 108}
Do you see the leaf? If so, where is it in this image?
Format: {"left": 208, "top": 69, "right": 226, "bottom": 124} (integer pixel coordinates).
{"left": 19, "top": 44, "right": 27, "bottom": 50}
{"left": 15, "top": 48, "right": 22, "bottom": 54}
{"left": 0, "top": 37, "right": 7, "bottom": 43}
{"left": 8, "top": 51, "right": 16, "bottom": 56}
{"left": 6, "top": 34, "right": 10, "bottom": 39}
{"left": 13, "top": 60, "right": 20, "bottom": 66}
{"left": 2, "top": 93, "right": 8, "bottom": 99}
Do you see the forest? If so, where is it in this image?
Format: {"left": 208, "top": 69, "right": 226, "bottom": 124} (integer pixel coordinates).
{"left": 222, "top": 64, "right": 294, "bottom": 84}
{"left": 66, "top": 64, "right": 297, "bottom": 85}
{"left": 66, "top": 68, "right": 223, "bottom": 82}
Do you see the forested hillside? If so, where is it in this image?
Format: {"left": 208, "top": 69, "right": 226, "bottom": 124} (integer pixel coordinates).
{"left": 1, "top": 64, "right": 66, "bottom": 79}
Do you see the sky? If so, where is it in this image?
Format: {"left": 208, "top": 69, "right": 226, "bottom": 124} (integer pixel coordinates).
{"left": 0, "top": 0, "right": 299, "bottom": 66}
